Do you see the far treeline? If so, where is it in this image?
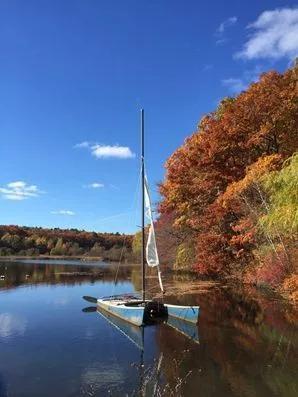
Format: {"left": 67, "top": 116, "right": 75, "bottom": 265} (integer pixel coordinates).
{"left": 155, "top": 64, "right": 298, "bottom": 303}
{"left": 0, "top": 225, "right": 134, "bottom": 262}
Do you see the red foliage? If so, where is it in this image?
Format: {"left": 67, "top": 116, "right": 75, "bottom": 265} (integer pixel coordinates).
{"left": 158, "top": 66, "right": 298, "bottom": 276}
{"left": 245, "top": 248, "right": 289, "bottom": 288}
{"left": 155, "top": 212, "right": 192, "bottom": 267}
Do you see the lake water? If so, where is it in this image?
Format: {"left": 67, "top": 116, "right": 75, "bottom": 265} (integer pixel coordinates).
{"left": 0, "top": 260, "right": 297, "bottom": 397}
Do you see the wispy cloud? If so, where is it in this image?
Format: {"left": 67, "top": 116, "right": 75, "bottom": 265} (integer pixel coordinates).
{"left": 215, "top": 16, "right": 237, "bottom": 45}
{"left": 202, "top": 64, "right": 213, "bottom": 72}
{"left": 235, "top": 7, "right": 298, "bottom": 60}
{"left": 75, "top": 142, "right": 135, "bottom": 159}
{"left": 85, "top": 182, "right": 104, "bottom": 189}
{"left": 51, "top": 210, "right": 75, "bottom": 216}
{"left": 0, "top": 181, "right": 43, "bottom": 201}
{"left": 74, "top": 141, "right": 90, "bottom": 148}
{"left": 222, "top": 66, "right": 263, "bottom": 94}
{"left": 222, "top": 78, "right": 247, "bottom": 93}
{"left": 91, "top": 144, "right": 135, "bottom": 159}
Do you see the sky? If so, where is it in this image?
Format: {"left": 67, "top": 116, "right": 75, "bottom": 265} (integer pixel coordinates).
{"left": 0, "top": 0, "right": 297, "bottom": 233}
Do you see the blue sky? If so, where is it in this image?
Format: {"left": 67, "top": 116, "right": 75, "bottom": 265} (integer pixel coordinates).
{"left": 0, "top": 0, "right": 297, "bottom": 233}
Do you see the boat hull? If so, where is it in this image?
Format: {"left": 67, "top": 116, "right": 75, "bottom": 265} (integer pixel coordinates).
{"left": 97, "top": 307, "right": 144, "bottom": 349}
{"left": 97, "top": 299, "right": 145, "bottom": 327}
{"left": 96, "top": 299, "right": 199, "bottom": 326}
{"left": 164, "top": 304, "right": 200, "bottom": 324}
{"left": 166, "top": 315, "right": 199, "bottom": 343}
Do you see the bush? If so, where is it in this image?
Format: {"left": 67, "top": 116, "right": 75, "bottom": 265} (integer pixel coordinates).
{"left": 252, "top": 247, "right": 289, "bottom": 288}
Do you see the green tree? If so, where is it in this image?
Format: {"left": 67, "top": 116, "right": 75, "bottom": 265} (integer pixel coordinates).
{"left": 260, "top": 153, "right": 298, "bottom": 237}
{"left": 132, "top": 231, "right": 142, "bottom": 259}
{"left": 50, "top": 238, "right": 66, "bottom": 255}
{"left": 89, "top": 242, "right": 104, "bottom": 257}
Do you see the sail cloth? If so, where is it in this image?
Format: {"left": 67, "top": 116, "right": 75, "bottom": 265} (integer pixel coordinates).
{"left": 144, "top": 176, "right": 159, "bottom": 267}
{"left": 144, "top": 175, "right": 164, "bottom": 293}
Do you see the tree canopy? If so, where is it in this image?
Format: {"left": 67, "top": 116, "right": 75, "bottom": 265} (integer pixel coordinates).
{"left": 0, "top": 225, "right": 133, "bottom": 262}
{"left": 157, "top": 65, "right": 298, "bottom": 299}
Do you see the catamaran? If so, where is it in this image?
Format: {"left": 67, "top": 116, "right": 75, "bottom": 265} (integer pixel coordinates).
{"left": 84, "top": 110, "right": 200, "bottom": 327}
{"left": 82, "top": 304, "right": 199, "bottom": 396}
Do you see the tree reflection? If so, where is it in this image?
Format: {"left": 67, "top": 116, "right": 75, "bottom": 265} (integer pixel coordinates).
{"left": 0, "top": 261, "right": 137, "bottom": 291}
{"left": 154, "top": 284, "right": 298, "bottom": 397}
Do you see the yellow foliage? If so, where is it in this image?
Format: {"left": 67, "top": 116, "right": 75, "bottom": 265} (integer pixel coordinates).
{"left": 221, "top": 154, "right": 282, "bottom": 207}
{"left": 281, "top": 274, "right": 298, "bottom": 304}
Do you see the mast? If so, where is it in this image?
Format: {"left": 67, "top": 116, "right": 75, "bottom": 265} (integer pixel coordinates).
{"left": 141, "top": 109, "right": 145, "bottom": 302}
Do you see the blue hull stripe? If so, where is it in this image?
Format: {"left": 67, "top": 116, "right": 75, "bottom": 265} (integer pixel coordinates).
{"left": 165, "top": 304, "right": 200, "bottom": 324}
{"left": 166, "top": 316, "right": 200, "bottom": 343}
{"left": 97, "top": 300, "right": 144, "bottom": 326}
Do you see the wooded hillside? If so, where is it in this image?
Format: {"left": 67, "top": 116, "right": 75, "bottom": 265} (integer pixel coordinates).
{"left": 0, "top": 225, "right": 133, "bottom": 262}
{"left": 156, "top": 65, "right": 298, "bottom": 302}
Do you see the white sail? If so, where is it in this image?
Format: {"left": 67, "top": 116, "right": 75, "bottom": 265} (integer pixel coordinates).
{"left": 144, "top": 175, "right": 164, "bottom": 293}
{"left": 144, "top": 176, "right": 159, "bottom": 267}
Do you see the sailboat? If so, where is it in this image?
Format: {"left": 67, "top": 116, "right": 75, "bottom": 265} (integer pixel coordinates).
{"left": 90, "top": 110, "right": 200, "bottom": 327}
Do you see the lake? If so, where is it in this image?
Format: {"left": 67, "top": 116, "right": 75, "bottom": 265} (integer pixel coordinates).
{"left": 0, "top": 259, "right": 297, "bottom": 397}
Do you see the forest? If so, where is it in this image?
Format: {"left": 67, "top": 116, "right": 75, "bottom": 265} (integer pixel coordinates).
{"left": 156, "top": 64, "right": 298, "bottom": 303}
{"left": 0, "top": 225, "right": 134, "bottom": 262}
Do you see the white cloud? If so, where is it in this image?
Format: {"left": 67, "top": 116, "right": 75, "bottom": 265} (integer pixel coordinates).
{"left": 217, "top": 16, "right": 238, "bottom": 33}
{"left": 74, "top": 141, "right": 90, "bottom": 148}
{"left": 215, "top": 16, "right": 237, "bottom": 44}
{"left": 75, "top": 142, "right": 135, "bottom": 159}
{"left": 222, "top": 66, "right": 263, "bottom": 94}
{"left": 0, "top": 181, "right": 43, "bottom": 201}
{"left": 236, "top": 7, "right": 298, "bottom": 60}
{"left": 51, "top": 210, "right": 75, "bottom": 216}
{"left": 91, "top": 144, "right": 135, "bottom": 159}
{"left": 85, "top": 182, "right": 104, "bottom": 189}
{"left": 222, "top": 78, "right": 247, "bottom": 93}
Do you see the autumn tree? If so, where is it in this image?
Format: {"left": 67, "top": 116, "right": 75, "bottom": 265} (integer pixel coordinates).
{"left": 158, "top": 65, "right": 298, "bottom": 279}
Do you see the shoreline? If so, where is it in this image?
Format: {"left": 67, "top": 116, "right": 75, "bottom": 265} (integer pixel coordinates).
{"left": 0, "top": 255, "right": 139, "bottom": 267}
{"left": 1, "top": 256, "right": 296, "bottom": 305}
{"left": 0, "top": 255, "right": 104, "bottom": 261}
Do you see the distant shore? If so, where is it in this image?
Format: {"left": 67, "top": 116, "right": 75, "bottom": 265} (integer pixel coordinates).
{"left": 0, "top": 255, "right": 139, "bottom": 266}
{"left": 1, "top": 255, "right": 105, "bottom": 261}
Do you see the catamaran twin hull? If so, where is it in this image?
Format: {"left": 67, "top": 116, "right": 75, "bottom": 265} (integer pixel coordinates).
{"left": 97, "top": 298, "right": 200, "bottom": 327}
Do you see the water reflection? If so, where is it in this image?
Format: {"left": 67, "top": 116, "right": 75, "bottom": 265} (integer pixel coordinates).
{"left": 0, "top": 373, "right": 8, "bottom": 397}
{"left": 81, "top": 364, "right": 125, "bottom": 394}
{"left": 0, "top": 313, "right": 27, "bottom": 338}
{"left": 0, "top": 260, "right": 138, "bottom": 290}
{"left": 166, "top": 315, "right": 199, "bottom": 343}
{"left": 0, "top": 260, "right": 297, "bottom": 397}
{"left": 96, "top": 306, "right": 145, "bottom": 350}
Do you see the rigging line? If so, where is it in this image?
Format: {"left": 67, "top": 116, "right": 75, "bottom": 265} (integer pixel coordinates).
{"left": 141, "top": 282, "right": 165, "bottom": 299}
{"left": 112, "top": 168, "right": 142, "bottom": 291}
{"left": 96, "top": 211, "right": 135, "bottom": 223}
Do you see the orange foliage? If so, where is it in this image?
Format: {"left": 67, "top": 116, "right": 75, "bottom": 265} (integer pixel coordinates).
{"left": 282, "top": 274, "right": 298, "bottom": 304}
{"left": 158, "top": 66, "right": 298, "bottom": 277}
